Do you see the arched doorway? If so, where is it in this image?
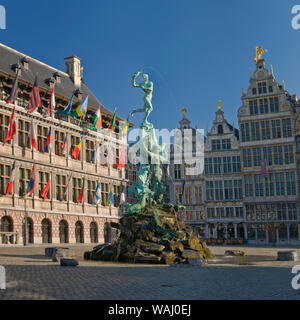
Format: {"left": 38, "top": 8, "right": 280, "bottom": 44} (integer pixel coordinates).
{"left": 59, "top": 220, "right": 69, "bottom": 244}
{"left": 75, "top": 221, "right": 84, "bottom": 243}
{"left": 90, "top": 222, "right": 98, "bottom": 243}
{"left": 104, "top": 222, "right": 111, "bottom": 243}
{"left": 237, "top": 223, "right": 245, "bottom": 239}
{"left": 41, "top": 219, "right": 52, "bottom": 244}
{"left": 0, "top": 216, "right": 13, "bottom": 244}
{"left": 23, "top": 217, "right": 34, "bottom": 244}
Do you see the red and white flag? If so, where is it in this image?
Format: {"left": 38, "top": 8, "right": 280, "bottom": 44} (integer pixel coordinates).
{"left": 5, "top": 161, "right": 16, "bottom": 195}
{"left": 30, "top": 120, "right": 38, "bottom": 151}
{"left": 49, "top": 87, "right": 55, "bottom": 117}
{"left": 3, "top": 106, "right": 16, "bottom": 146}
{"left": 41, "top": 169, "right": 52, "bottom": 201}
{"left": 26, "top": 74, "right": 41, "bottom": 113}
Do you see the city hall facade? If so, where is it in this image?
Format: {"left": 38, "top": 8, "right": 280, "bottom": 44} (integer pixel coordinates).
{"left": 0, "top": 43, "right": 128, "bottom": 245}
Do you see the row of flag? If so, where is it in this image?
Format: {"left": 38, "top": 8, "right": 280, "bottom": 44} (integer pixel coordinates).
{"left": 5, "top": 161, "right": 125, "bottom": 205}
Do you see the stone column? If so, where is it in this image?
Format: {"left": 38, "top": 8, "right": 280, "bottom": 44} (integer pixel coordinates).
{"left": 276, "top": 228, "right": 280, "bottom": 244}
{"left": 234, "top": 224, "right": 238, "bottom": 239}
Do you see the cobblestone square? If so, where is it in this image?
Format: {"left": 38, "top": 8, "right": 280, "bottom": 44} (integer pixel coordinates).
{"left": 0, "top": 245, "right": 300, "bottom": 300}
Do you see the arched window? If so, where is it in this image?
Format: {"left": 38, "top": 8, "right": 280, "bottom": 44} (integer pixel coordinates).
{"left": 1, "top": 216, "right": 13, "bottom": 244}
{"left": 218, "top": 125, "right": 223, "bottom": 134}
{"left": 59, "top": 220, "right": 69, "bottom": 244}
{"left": 41, "top": 219, "right": 52, "bottom": 244}
{"left": 75, "top": 221, "right": 84, "bottom": 243}
{"left": 90, "top": 222, "right": 98, "bottom": 243}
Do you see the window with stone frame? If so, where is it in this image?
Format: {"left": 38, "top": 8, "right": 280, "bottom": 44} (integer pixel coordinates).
{"left": 271, "top": 119, "right": 281, "bottom": 139}
{"left": 233, "top": 179, "right": 242, "bottom": 200}
{"left": 259, "top": 98, "right": 269, "bottom": 114}
{"left": 224, "top": 180, "right": 233, "bottom": 200}
{"left": 213, "top": 157, "right": 222, "bottom": 174}
{"left": 38, "top": 171, "right": 50, "bottom": 200}
{"left": 288, "top": 203, "right": 297, "bottom": 220}
{"left": 286, "top": 172, "right": 296, "bottom": 196}
{"left": 225, "top": 207, "right": 234, "bottom": 218}
{"left": 207, "top": 208, "right": 215, "bottom": 219}
{"left": 269, "top": 97, "right": 279, "bottom": 112}
{"left": 235, "top": 207, "right": 244, "bottom": 218}
{"left": 55, "top": 130, "right": 66, "bottom": 156}
{"left": 86, "top": 139, "right": 95, "bottom": 163}
{"left": 37, "top": 125, "right": 48, "bottom": 153}
{"left": 56, "top": 174, "right": 66, "bottom": 201}
{"left": 101, "top": 182, "right": 109, "bottom": 206}
{"left": 273, "top": 146, "right": 283, "bottom": 165}
{"left": 212, "top": 139, "right": 221, "bottom": 150}
{"left": 114, "top": 185, "right": 120, "bottom": 207}
{"left": 284, "top": 145, "right": 294, "bottom": 165}
{"left": 19, "top": 167, "right": 31, "bottom": 196}
{"left": 72, "top": 177, "right": 82, "bottom": 203}
{"left": 87, "top": 180, "right": 97, "bottom": 204}
{"left": 222, "top": 139, "right": 231, "bottom": 150}
{"left": 258, "top": 82, "right": 267, "bottom": 94}
{"left": 268, "top": 85, "right": 273, "bottom": 93}
{"left": 296, "top": 136, "right": 300, "bottom": 152}
{"left": 246, "top": 205, "right": 255, "bottom": 221}
{"left": 251, "top": 122, "right": 260, "bottom": 141}
{"left": 277, "top": 203, "right": 287, "bottom": 220}
{"left": 243, "top": 149, "right": 252, "bottom": 168}
{"left": 261, "top": 120, "right": 271, "bottom": 140}
{"left": 241, "top": 123, "right": 250, "bottom": 142}
{"left": 275, "top": 173, "right": 285, "bottom": 196}
{"left": 0, "top": 113, "right": 10, "bottom": 144}
{"left": 265, "top": 173, "right": 275, "bottom": 197}
{"left": 0, "top": 163, "right": 11, "bottom": 195}
{"left": 263, "top": 147, "right": 273, "bottom": 166}
{"left": 223, "top": 156, "right": 231, "bottom": 173}
{"left": 282, "top": 118, "right": 292, "bottom": 138}
{"left": 249, "top": 100, "right": 258, "bottom": 115}
{"left": 214, "top": 180, "right": 223, "bottom": 201}
{"left": 255, "top": 174, "right": 264, "bottom": 197}
{"left": 205, "top": 181, "right": 214, "bottom": 201}
{"left": 174, "top": 164, "right": 181, "bottom": 179}
{"left": 18, "top": 119, "right": 30, "bottom": 148}
{"left": 232, "top": 155, "right": 241, "bottom": 172}
{"left": 70, "top": 135, "right": 81, "bottom": 160}
{"left": 253, "top": 147, "right": 262, "bottom": 167}
{"left": 244, "top": 175, "right": 253, "bottom": 197}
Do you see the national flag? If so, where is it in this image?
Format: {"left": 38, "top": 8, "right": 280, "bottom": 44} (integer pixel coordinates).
{"left": 108, "top": 109, "right": 117, "bottom": 132}
{"left": 109, "top": 187, "right": 114, "bottom": 205}
{"left": 260, "top": 159, "right": 268, "bottom": 178}
{"left": 3, "top": 106, "right": 16, "bottom": 146}
{"left": 30, "top": 120, "right": 38, "bottom": 151}
{"left": 48, "top": 87, "right": 55, "bottom": 117}
{"left": 62, "top": 174, "right": 72, "bottom": 201}
{"left": 77, "top": 177, "right": 85, "bottom": 203}
{"left": 61, "top": 133, "right": 68, "bottom": 155}
{"left": 116, "top": 145, "right": 126, "bottom": 170}
{"left": 122, "top": 116, "right": 130, "bottom": 136}
{"left": 92, "top": 181, "right": 101, "bottom": 205}
{"left": 120, "top": 192, "right": 126, "bottom": 205}
{"left": 72, "top": 96, "right": 88, "bottom": 118}
{"left": 44, "top": 126, "right": 52, "bottom": 153}
{"left": 26, "top": 74, "right": 41, "bottom": 113}
{"left": 26, "top": 163, "right": 36, "bottom": 196}
{"left": 41, "top": 169, "right": 52, "bottom": 201}
{"left": 72, "top": 136, "right": 84, "bottom": 160}
{"left": 7, "top": 70, "right": 20, "bottom": 104}
{"left": 5, "top": 161, "right": 16, "bottom": 195}
{"left": 90, "top": 104, "right": 102, "bottom": 131}
{"left": 91, "top": 142, "right": 96, "bottom": 162}
{"left": 58, "top": 91, "right": 75, "bottom": 116}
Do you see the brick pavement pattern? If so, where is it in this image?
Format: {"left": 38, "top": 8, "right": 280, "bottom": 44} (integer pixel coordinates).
{"left": 0, "top": 245, "right": 300, "bottom": 300}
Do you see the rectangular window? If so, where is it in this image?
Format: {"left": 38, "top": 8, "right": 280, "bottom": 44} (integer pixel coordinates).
{"left": 101, "top": 183, "right": 109, "bottom": 206}
{"left": 87, "top": 180, "right": 96, "bottom": 204}
{"left": 253, "top": 148, "right": 262, "bottom": 167}
{"left": 255, "top": 174, "right": 264, "bottom": 197}
{"left": 243, "top": 149, "right": 252, "bottom": 168}
{"left": 222, "top": 139, "right": 231, "bottom": 150}
{"left": 269, "top": 86, "right": 273, "bottom": 93}
{"left": 214, "top": 180, "right": 223, "bottom": 201}
{"left": 86, "top": 139, "right": 95, "bottom": 163}
{"left": 286, "top": 172, "right": 296, "bottom": 196}
{"left": 56, "top": 174, "right": 66, "bottom": 201}
{"left": 213, "top": 157, "right": 222, "bottom": 174}
{"left": 233, "top": 179, "right": 242, "bottom": 200}
{"left": 273, "top": 146, "right": 283, "bottom": 165}
{"left": 212, "top": 139, "right": 221, "bottom": 150}
{"left": 0, "top": 163, "right": 11, "bottom": 195}
{"left": 282, "top": 119, "right": 292, "bottom": 138}
{"left": 263, "top": 147, "right": 272, "bottom": 166}
{"left": 206, "top": 181, "right": 214, "bottom": 201}
{"left": 258, "top": 82, "right": 267, "bottom": 94}
{"left": 72, "top": 177, "right": 82, "bottom": 202}
{"left": 259, "top": 98, "right": 269, "bottom": 114}
{"left": 270, "top": 97, "right": 279, "bottom": 112}
{"left": 275, "top": 173, "right": 285, "bottom": 196}
{"left": 195, "top": 186, "right": 202, "bottom": 204}
{"left": 38, "top": 171, "right": 50, "bottom": 200}
{"left": 174, "top": 164, "right": 181, "bottom": 179}
{"left": 54, "top": 131, "right": 66, "bottom": 156}
{"left": 0, "top": 113, "right": 10, "bottom": 144}
{"left": 261, "top": 120, "right": 270, "bottom": 140}
{"left": 251, "top": 122, "right": 260, "bottom": 141}
{"left": 18, "top": 119, "right": 30, "bottom": 148}
{"left": 70, "top": 135, "right": 81, "bottom": 160}
{"left": 265, "top": 173, "right": 274, "bottom": 197}
{"left": 19, "top": 167, "right": 31, "bottom": 196}
{"left": 244, "top": 175, "right": 253, "bottom": 197}
{"left": 249, "top": 100, "right": 258, "bottom": 115}
{"left": 37, "top": 125, "right": 48, "bottom": 153}
{"left": 284, "top": 145, "right": 294, "bottom": 165}
{"left": 271, "top": 119, "right": 281, "bottom": 139}
{"left": 246, "top": 205, "right": 255, "bottom": 221}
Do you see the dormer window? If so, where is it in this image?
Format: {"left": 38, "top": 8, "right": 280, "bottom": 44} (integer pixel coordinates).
{"left": 46, "top": 77, "right": 56, "bottom": 89}
{"left": 12, "top": 63, "right": 21, "bottom": 74}
{"left": 53, "top": 72, "right": 61, "bottom": 84}
{"left": 252, "top": 88, "right": 257, "bottom": 95}
{"left": 22, "top": 57, "right": 29, "bottom": 70}
{"left": 217, "top": 125, "right": 223, "bottom": 134}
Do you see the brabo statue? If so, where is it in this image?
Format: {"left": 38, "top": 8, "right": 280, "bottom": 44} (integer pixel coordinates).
{"left": 131, "top": 71, "right": 153, "bottom": 128}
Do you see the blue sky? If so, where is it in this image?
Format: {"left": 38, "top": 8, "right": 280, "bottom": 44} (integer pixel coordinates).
{"left": 1, "top": 0, "right": 300, "bottom": 130}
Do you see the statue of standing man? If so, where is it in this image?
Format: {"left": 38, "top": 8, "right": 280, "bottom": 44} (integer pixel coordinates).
{"left": 131, "top": 71, "right": 154, "bottom": 128}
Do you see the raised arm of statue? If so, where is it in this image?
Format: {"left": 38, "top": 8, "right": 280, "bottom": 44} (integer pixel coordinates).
{"left": 132, "top": 71, "right": 142, "bottom": 88}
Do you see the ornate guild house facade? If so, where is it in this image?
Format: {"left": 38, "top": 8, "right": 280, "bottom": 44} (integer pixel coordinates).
{"left": 0, "top": 43, "right": 128, "bottom": 245}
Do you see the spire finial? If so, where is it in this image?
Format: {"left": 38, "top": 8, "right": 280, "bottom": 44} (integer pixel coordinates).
{"left": 182, "top": 107, "right": 187, "bottom": 118}
{"left": 217, "top": 100, "right": 221, "bottom": 110}
{"left": 270, "top": 64, "right": 274, "bottom": 77}
{"left": 282, "top": 80, "right": 285, "bottom": 91}
{"left": 250, "top": 68, "right": 252, "bottom": 80}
